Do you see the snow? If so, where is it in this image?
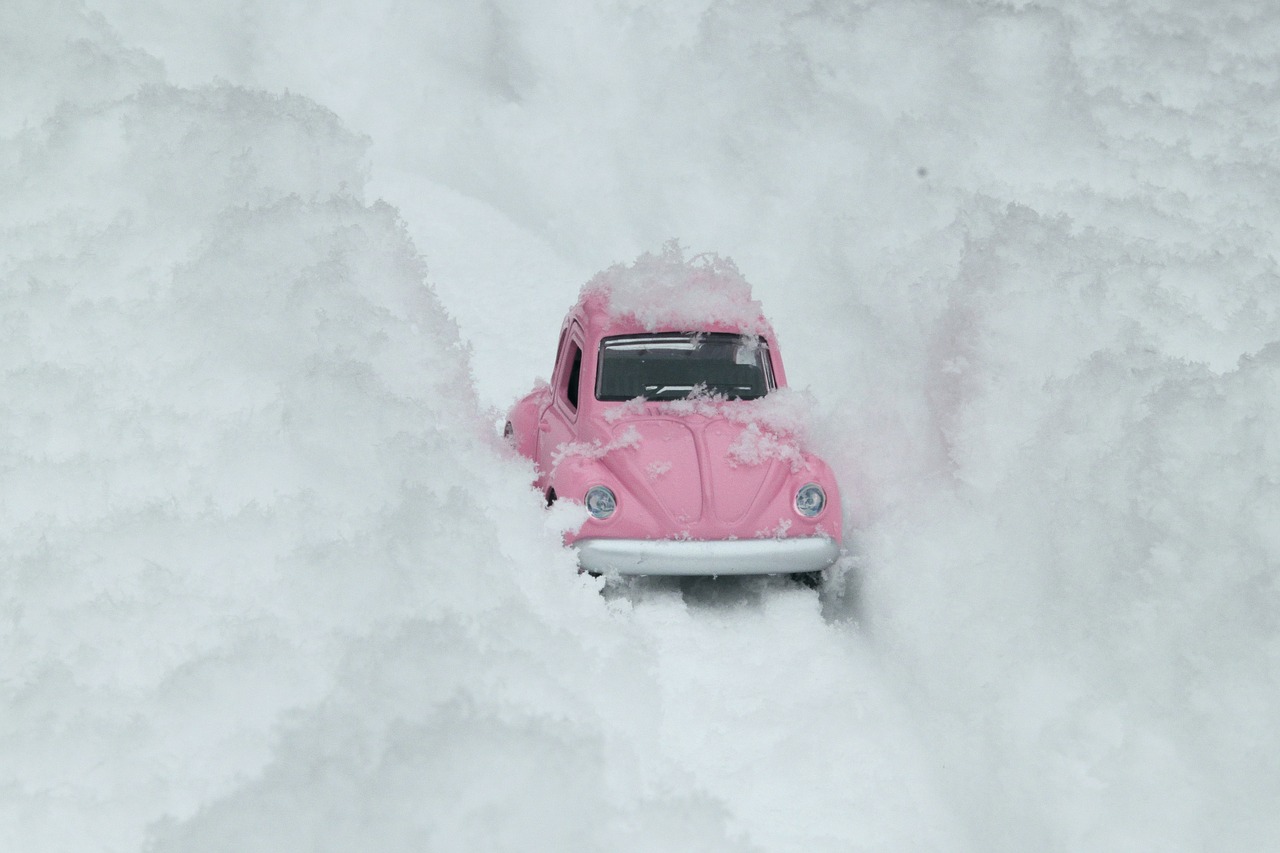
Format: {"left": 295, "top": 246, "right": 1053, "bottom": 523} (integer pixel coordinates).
{"left": 579, "top": 242, "right": 771, "bottom": 336}
{"left": 726, "top": 421, "right": 806, "bottom": 474}
{"left": 551, "top": 425, "right": 643, "bottom": 471}
{"left": 5, "top": 0, "right": 1280, "bottom": 850}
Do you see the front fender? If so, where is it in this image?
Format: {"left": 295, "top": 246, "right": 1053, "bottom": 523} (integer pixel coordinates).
{"left": 548, "top": 455, "right": 665, "bottom": 546}
{"left": 505, "top": 383, "right": 551, "bottom": 466}
{"left": 793, "top": 452, "right": 843, "bottom": 545}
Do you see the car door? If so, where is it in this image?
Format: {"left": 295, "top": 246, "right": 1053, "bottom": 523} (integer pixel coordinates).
{"left": 536, "top": 322, "right": 584, "bottom": 494}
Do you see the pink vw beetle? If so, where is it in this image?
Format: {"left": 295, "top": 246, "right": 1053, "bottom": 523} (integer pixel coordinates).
{"left": 504, "top": 248, "right": 842, "bottom": 580}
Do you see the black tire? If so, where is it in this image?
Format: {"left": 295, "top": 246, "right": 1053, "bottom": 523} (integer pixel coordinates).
{"left": 792, "top": 570, "right": 823, "bottom": 589}
{"left": 545, "top": 487, "right": 557, "bottom": 507}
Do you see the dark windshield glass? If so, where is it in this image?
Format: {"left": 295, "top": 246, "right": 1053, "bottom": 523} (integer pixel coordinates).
{"left": 595, "top": 333, "right": 772, "bottom": 401}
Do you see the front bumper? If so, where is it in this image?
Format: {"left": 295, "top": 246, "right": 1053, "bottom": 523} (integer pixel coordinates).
{"left": 574, "top": 536, "right": 840, "bottom": 576}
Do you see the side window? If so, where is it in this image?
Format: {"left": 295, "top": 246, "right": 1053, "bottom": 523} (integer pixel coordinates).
{"left": 565, "top": 342, "right": 582, "bottom": 411}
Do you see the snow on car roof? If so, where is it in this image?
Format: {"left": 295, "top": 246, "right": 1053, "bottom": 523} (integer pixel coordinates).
{"left": 577, "top": 241, "right": 773, "bottom": 337}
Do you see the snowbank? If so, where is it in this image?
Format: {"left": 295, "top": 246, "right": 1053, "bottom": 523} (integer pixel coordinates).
{"left": 0, "top": 9, "right": 753, "bottom": 851}
{"left": 830, "top": 205, "right": 1280, "bottom": 849}
{"left": 10, "top": 0, "right": 1280, "bottom": 850}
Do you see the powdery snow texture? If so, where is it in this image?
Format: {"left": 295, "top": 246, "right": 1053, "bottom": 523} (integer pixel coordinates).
{"left": 6, "top": 0, "right": 1280, "bottom": 851}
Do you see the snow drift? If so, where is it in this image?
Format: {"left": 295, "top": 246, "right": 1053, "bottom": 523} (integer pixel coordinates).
{"left": 6, "top": 0, "right": 1280, "bottom": 850}
{"left": 0, "top": 7, "right": 717, "bottom": 850}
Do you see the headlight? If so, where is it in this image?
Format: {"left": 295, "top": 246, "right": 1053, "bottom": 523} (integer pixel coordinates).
{"left": 584, "top": 485, "right": 617, "bottom": 519}
{"left": 795, "top": 483, "right": 826, "bottom": 517}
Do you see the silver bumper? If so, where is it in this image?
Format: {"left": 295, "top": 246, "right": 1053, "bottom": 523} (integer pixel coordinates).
{"left": 573, "top": 536, "right": 840, "bottom": 576}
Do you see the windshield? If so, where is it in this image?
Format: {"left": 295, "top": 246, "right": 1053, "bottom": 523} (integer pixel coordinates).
{"left": 595, "top": 333, "right": 773, "bottom": 401}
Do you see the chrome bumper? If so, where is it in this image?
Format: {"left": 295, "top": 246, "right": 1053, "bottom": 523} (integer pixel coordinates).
{"left": 573, "top": 536, "right": 840, "bottom": 576}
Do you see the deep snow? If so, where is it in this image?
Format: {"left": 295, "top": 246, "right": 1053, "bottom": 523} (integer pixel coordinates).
{"left": 5, "top": 0, "right": 1280, "bottom": 850}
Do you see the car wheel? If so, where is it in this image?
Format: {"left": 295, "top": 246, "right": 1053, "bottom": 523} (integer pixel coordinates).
{"left": 792, "top": 570, "right": 823, "bottom": 589}
{"left": 545, "top": 487, "right": 557, "bottom": 507}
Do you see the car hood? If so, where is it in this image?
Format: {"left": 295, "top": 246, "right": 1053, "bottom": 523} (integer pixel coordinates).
{"left": 595, "top": 412, "right": 804, "bottom": 533}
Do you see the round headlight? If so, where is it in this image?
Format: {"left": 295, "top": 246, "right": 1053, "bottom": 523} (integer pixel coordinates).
{"left": 584, "top": 485, "right": 617, "bottom": 519}
{"left": 795, "top": 483, "right": 826, "bottom": 517}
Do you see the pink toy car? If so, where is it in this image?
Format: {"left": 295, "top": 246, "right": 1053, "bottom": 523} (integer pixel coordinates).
{"left": 504, "top": 248, "right": 842, "bottom": 579}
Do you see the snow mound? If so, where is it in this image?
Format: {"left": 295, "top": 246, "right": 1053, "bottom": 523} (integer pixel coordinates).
{"left": 18, "top": 0, "right": 1280, "bottom": 849}
{"left": 579, "top": 240, "right": 770, "bottom": 336}
{"left": 0, "top": 14, "right": 756, "bottom": 852}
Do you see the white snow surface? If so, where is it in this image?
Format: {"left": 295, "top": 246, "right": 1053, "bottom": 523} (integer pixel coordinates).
{"left": 5, "top": 0, "right": 1280, "bottom": 850}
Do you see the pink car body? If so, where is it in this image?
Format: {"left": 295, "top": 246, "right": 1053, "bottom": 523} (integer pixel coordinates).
{"left": 505, "top": 280, "right": 842, "bottom": 577}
